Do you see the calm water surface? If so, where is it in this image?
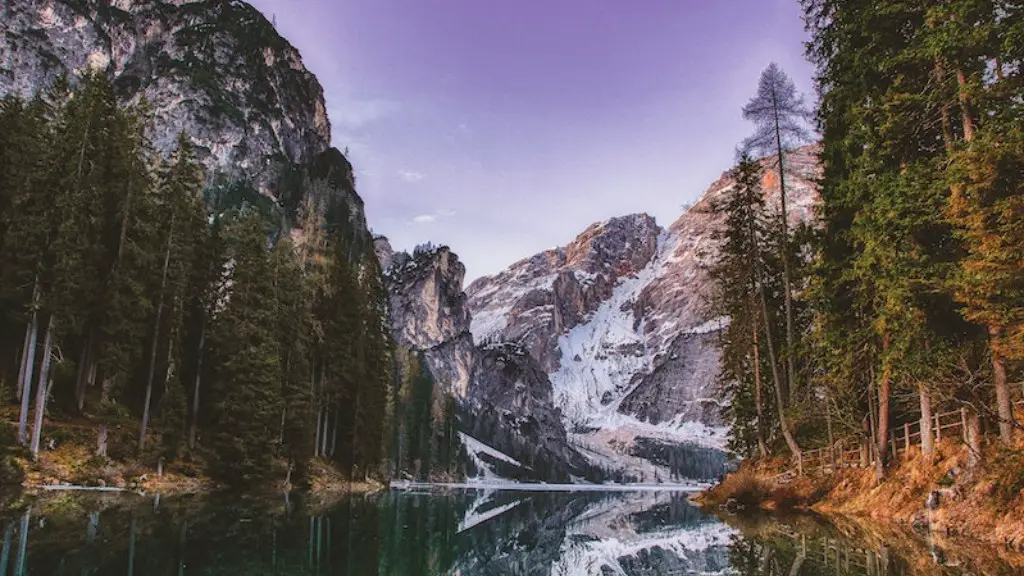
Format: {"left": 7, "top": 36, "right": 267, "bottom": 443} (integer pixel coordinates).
{"left": 0, "top": 487, "right": 1018, "bottom": 575}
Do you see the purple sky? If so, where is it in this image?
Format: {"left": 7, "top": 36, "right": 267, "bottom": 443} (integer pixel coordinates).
{"left": 250, "top": 0, "right": 815, "bottom": 281}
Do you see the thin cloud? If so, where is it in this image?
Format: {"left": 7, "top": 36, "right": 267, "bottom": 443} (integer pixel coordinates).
{"left": 399, "top": 170, "right": 425, "bottom": 182}
{"left": 410, "top": 209, "right": 456, "bottom": 225}
{"left": 329, "top": 99, "right": 400, "bottom": 129}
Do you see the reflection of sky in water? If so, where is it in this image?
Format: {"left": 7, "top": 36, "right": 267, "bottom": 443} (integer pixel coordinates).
{"left": 1, "top": 489, "right": 1018, "bottom": 575}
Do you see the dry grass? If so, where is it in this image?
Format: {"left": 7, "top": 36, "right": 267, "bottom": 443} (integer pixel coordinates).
{"left": 700, "top": 434, "right": 1024, "bottom": 551}
{"left": 698, "top": 468, "right": 769, "bottom": 509}
{"left": 697, "top": 463, "right": 829, "bottom": 512}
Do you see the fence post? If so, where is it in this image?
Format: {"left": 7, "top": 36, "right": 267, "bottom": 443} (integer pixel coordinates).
{"left": 961, "top": 408, "right": 968, "bottom": 443}
{"left": 904, "top": 422, "right": 910, "bottom": 455}
{"left": 890, "top": 429, "right": 897, "bottom": 458}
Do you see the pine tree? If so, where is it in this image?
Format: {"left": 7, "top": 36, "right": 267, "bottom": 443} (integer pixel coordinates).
{"left": 742, "top": 63, "right": 813, "bottom": 405}
{"left": 138, "top": 134, "right": 205, "bottom": 454}
{"left": 709, "top": 154, "right": 774, "bottom": 459}
{"left": 209, "top": 213, "right": 284, "bottom": 483}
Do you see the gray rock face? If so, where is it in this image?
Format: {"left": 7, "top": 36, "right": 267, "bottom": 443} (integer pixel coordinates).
{"left": 382, "top": 243, "right": 475, "bottom": 397}
{"left": 1, "top": 0, "right": 330, "bottom": 192}
{"left": 466, "top": 343, "right": 589, "bottom": 477}
{"left": 618, "top": 331, "right": 723, "bottom": 425}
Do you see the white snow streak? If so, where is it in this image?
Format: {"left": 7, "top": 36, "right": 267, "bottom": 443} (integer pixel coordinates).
{"left": 459, "top": 432, "right": 525, "bottom": 481}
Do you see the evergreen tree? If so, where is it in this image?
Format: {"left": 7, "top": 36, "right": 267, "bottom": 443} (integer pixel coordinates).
{"left": 742, "top": 63, "right": 813, "bottom": 405}
{"left": 208, "top": 213, "right": 284, "bottom": 483}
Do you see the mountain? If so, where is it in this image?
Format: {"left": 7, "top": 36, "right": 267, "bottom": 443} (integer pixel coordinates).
{"left": 466, "top": 145, "right": 820, "bottom": 477}
{"left": 2, "top": 0, "right": 329, "bottom": 191}
{"left": 1, "top": 0, "right": 370, "bottom": 242}
{"left": 378, "top": 240, "right": 591, "bottom": 482}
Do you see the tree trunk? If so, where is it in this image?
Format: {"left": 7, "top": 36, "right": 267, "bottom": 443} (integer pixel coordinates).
{"left": 74, "top": 331, "right": 95, "bottom": 412}
{"left": 30, "top": 315, "right": 55, "bottom": 461}
{"left": 14, "top": 507, "right": 28, "bottom": 576}
{"left": 139, "top": 213, "right": 176, "bottom": 453}
{"left": 758, "top": 281, "right": 802, "bottom": 471}
{"left": 313, "top": 404, "right": 322, "bottom": 458}
{"left": 990, "top": 326, "right": 1014, "bottom": 445}
{"left": 860, "top": 416, "right": 871, "bottom": 467}
{"left": 128, "top": 517, "right": 136, "bottom": 576}
{"left": 188, "top": 323, "right": 205, "bottom": 450}
{"left": 96, "top": 424, "right": 108, "bottom": 458}
{"left": 17, "top": 301, "right": 40, "bottom": 445}
{"left": 919, "top": 384, "right": 934, "bottom": 460}
{"left": 330, "top": 406, "right": 339, "bottom": 458}
{"left": 771, "top": 89, "right": 796, "bottom": 405}
{"left": 875, "top": 332, "right": 892, "bottom": 482}
{"left": 956, "top": 68, "right": 975, "bottom": 143}
{"left": 752, "top": 317, "right": 768, "bottom": 459}
{"left": 788, "top": 536, "right": 806, "bottom": 576}
{"left": 0, "top": 521, "right": 11, "bottom": 576}
{"left": 16, "top": 322, "right": 32, "bottom": 401}
{"left": 751, "top": 200, "right": 800, "bottom": 469}
{"left": 321, "top": 407, "right": 330, "bottom": 458}
{"left": 934, "top": 59, "right": 955, "bottom": 153}
{"left": 966, "top": 407, "right": 983, "bottom": 469}
{"left": 825, "top": 389, "right": 835, "bottom": 467}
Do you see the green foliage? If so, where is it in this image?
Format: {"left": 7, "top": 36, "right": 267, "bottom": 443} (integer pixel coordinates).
{"left": 716, "top": 0, "right": 1023, "bottom": 468}
{"left": 0, "top": 74, "right": 394, "bottom": 487}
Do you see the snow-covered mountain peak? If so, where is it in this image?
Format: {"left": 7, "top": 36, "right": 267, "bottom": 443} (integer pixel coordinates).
{"left": 466, "top": 145, "right": 821, "bottom": 471}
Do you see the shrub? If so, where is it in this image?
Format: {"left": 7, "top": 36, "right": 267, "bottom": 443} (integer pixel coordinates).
{"left": 990, "top": 449, "right": 1024, "bottom": 503}
{"left": 0, "top": 455, "right": 25, "bottom": 486}
{"left": 714, "top": 469, "right": 768, "bottom": 509}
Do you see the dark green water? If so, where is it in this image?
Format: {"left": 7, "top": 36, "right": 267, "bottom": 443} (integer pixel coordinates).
{"left": 0, "top": 488, "right": 1018, "bottom": 575}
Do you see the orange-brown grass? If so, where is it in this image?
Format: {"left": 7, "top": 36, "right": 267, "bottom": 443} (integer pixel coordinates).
{"left": 698, "top": 467, "right": 769, "bottom": 509}
{"left": 700, "top": 435, "right": 1024, "bottom": 552}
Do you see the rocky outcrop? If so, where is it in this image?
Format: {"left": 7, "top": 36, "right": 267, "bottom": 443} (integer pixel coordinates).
{"left": 463, "top": 342, "right": 589, "bottom": 479}
{"left": 381, "top": 242, "right": 475, "bottom": 397}
{"left": 1, "top": 0, "right": 330, "bottom": 192}
{"left": 466, "top": 146, "right": 820, "bottom": 472}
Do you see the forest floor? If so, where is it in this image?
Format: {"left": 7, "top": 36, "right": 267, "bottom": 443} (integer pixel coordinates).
{"left": 696, "top": 436, "right": 1024, "bottom": 554}
{"left": 0, "top": 404, "right": 386, "bottom": 497}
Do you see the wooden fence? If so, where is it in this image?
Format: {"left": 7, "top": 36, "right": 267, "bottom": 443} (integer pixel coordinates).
{"left": 777, "top": 402, "right": 1022, "bottom": 480}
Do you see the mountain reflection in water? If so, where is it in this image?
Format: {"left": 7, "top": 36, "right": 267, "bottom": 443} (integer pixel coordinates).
{"left": 0, "top": 487, "right": 1020, "bottom": 575}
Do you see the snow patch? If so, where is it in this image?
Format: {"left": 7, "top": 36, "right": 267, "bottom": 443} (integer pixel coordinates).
{"left": 684, "top": 316, "right": 729, "bottom": 335}
{"left": 459, "top": 432, "right": 525, "bottom": 481}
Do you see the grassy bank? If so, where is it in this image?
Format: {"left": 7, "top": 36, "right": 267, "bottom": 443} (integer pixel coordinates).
{"left": 698, "top": 438, "right": 1024, "bottom": 551}
{"left": 1, "top": 406, "right": 387, "bottom": 496}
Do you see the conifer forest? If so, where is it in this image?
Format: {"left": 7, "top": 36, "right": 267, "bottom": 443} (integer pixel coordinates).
{"left": 0, "top": 72, "right": 402, "bottom": 487}
{"left": 710, "top": 0, "right": 1024, "bottom": 482}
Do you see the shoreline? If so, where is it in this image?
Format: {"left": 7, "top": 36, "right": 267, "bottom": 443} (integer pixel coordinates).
{"left": 695, "top": 440, "right": 1024, "bottom": 554}
{"left": 389, "top": 480, "right": 711, "bottom": 492}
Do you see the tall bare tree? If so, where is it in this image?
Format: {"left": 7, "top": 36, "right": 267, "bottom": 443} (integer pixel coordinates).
{"left": 742, "top": 63, "right": 812, "bottom": 404}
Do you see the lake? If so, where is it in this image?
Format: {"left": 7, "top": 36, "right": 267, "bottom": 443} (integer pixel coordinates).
{"left": 0, "top": 486, "right": 1019, "bottom": 575}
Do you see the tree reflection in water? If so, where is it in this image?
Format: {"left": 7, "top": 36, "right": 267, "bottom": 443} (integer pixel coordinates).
{"left": 0, "top": 489, "right": 1019, "bottom": 575}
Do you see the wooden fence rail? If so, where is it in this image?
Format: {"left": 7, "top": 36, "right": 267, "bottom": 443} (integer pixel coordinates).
{"left": 777, "top": 400, "right": 1024, "bottom": 480}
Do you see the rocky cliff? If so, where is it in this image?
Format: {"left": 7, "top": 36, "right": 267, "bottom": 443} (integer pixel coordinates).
{"left": 381, "top": 242, "right": 476, "bottom": 398}
{"left": 378, "top": 239, "right": 590, "bottom": 481}
{"left": 467, "top": 145, "right": 820, "bottom": 474}
{"left": 1, "top": 0, "right": 330, "bottom": 194}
